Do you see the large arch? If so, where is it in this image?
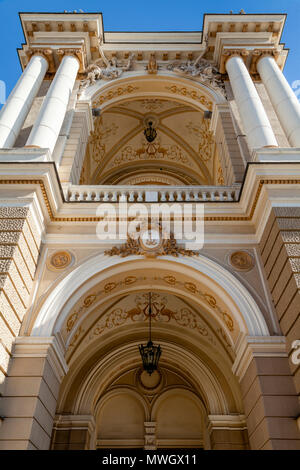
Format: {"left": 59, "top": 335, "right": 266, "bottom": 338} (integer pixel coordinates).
{"left": 30, "top": 253, "right": 269, "bottom": 338}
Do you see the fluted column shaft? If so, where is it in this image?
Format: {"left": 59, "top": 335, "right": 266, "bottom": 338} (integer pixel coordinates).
{"left": 26, "top": 54, "right": 79, "bottom": 154}
{"left": 226, "top": 55, "right": 278, "bottom": 152}
{"left": 257, "top": 55, "right": 300, "bottom": 147}
{"left": 0, "top": 55, "right": 48, "bottom": 148}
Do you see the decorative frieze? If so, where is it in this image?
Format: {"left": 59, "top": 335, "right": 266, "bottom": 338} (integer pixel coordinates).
{"left": 167, "top": 56, "right": 226, "bottom": 96}
{"left": 165, "top": 84, "right": 212, "bottom": 110}
{"left": 79, "top": 49, "right": 134, "bottom": 91}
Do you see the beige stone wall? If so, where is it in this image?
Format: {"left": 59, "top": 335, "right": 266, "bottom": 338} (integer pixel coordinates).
{"left": 51, "top": 415, "right": 95, "bottom": 450}
{"left": 259, "top": 207, "right": 300, "bottom": 397}
{"left": 0, "top": 353, "right": 59, "bottom": 449}
{"left": 0, "top": 206, "right": 41, "bottom": 393}
{"left": 209, "top": 428, "right": 249, "bottom": 450}
{"left": 240, "top": 355, "right": 300, "bottom": 450}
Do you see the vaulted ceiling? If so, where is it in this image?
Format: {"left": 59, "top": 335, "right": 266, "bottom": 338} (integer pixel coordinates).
{"left": 81, "top": 98, "right": 221, "bottom": 186}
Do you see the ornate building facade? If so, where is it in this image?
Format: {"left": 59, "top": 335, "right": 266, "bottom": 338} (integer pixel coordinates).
{"left": 0, "top": 11, "right": 299, "bottom": 450}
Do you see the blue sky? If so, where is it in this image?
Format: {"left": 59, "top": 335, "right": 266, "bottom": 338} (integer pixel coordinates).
{"left": 0, "top": 0, "right": 300, "bottom": 103}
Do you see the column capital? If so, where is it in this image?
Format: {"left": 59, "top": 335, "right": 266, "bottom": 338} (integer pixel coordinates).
{"left": 25, "top": 48, "right": 55, "bottom": 73}
{"left": 56, "top": 48, "right": 86, "bottom": 73}
{"left": 220, "top": 48, "right": 249, "bottom": 74}
{"left": 250, "top": 48, "right": 281, "bottom": 76}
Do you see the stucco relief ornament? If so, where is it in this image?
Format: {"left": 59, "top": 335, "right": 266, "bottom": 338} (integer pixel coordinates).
{"left": 105, "top": 228, "right": 200, "bottom": 258}
{"left": 229, "top": 251, "right": 254, "bottom": 272}
{"left": 167, "top": 45, "right": 226, "bottom": 97}
{"left": 79, "top": 39, "right": 135, "bottom": 91}
{"left": 48, "top": 250, "right": 72, "bottom": 270}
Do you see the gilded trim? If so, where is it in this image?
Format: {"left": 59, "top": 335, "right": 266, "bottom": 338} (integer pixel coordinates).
{"left": 0, "top": 179, "right": 299, "bottom": 222}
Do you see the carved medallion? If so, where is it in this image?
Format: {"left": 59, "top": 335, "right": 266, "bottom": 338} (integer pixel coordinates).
{"left": 137, "top": 368, "right": 162, "bottom": 393}
{"left": 229, "top": 251, "right": 254, "bottom": 272}
{"left": 48, "top": 251, "right": 72, "bottom": 270}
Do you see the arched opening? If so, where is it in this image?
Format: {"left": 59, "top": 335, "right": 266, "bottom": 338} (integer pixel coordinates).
{"left": 78, "top": 74, "right": 227, "bottom": 187}
{"left": 27, "top": 254, "right": 269, "bottom": 449}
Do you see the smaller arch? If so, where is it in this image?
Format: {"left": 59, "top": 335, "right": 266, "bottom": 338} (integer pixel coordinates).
{"left": 58, "top": 340, "right": 236, "bottom": 417}
{"left": 96, "top": 387, "right": 150, "bottom": 421}
{"left": 95, "top": 388, "right": 148, "bottom": 448}
{"left": 151, "top": 387, "right": 206, "bottom": 422}
{"left": 151, "top": 388, "right": 205, "bottom": 448}
{"left": 81, "top": 72, "right": 227, "bottom": 111}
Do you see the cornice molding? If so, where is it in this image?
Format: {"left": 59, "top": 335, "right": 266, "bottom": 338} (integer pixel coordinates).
{"left": 232, "top": 335, "right": 287, "bottom": 381}
{"left": 13, "top": 336, "right": 68, "bottom": 381}
{"left": 207, "top": 414, "right": 247, "bottom": 432}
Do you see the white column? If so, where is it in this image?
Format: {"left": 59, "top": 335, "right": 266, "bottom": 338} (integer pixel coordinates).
{"left": 257, "top": 55, "right": 300, "bottom": 147}
{"left": 26, "top": 54, "right": 79, "bottom": 154}
{"left": 0, "top": 55, "right": 48, "bottom": 148}
{"left": 226, "top": 55, "right": 278, "bottom": 152}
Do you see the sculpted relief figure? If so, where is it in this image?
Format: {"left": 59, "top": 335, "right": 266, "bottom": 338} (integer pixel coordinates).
{"left": 80, "top": 42, "right": 134, "bottom": 91}
{"left": 167, "top": 41, "right": 226, "bottom": 96}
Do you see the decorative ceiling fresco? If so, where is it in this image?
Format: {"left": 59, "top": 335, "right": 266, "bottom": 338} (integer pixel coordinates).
{"left": 80, "top": 98, "right": 223, "bottom": 186}
{"left": 64, "top": 290, "right": 235, "bottom": 365}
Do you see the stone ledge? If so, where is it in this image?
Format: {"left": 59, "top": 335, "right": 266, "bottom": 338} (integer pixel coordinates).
{"left": 0, "top": 148, "right": 51, "bottom": 162}
{"left": 253, "top": 148, "right": 300, "bottom": 162}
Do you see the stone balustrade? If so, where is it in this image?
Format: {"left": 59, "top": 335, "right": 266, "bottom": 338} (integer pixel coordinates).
{"left": 65, "top": 185, "right": 241, "bottom": 203}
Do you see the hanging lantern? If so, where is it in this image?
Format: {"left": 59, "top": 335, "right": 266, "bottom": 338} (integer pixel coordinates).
{"left": 144, "top": 121, "right": 157, "bottom": 143}
{"left": 139, "top": 293, "right": 162, "bottom": 375}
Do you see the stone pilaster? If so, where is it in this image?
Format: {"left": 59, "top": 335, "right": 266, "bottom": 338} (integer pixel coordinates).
{"left": 58, "top": 102, "right": 91, "bottom": 183}
{"left": 233, "top": 336, "right": 300, "bottom": 450}
{"left": 0, "top": 337, "right": 67, "bottom": 450}
{"left": 213, "top": 105, "right": 247, "bottom": 184}
{"left": 144, "top": 421, "right": 157, "bottom": 450}
{"left": 0, "top": 206, "right": 42, "bottom": 392}
{"left": 259, "top": 207, "right": 300, "bottom": 398}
